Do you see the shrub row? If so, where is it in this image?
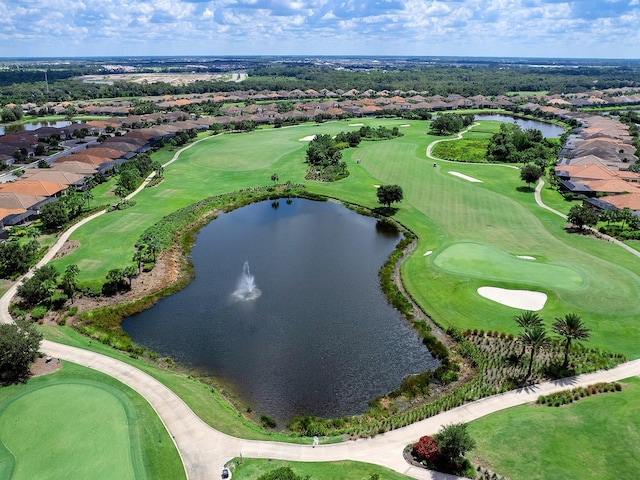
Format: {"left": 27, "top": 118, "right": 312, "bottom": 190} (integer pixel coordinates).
{"left": 536, "top": 382, "right": 622, "bottom": 407}
{"left": 137, "top": 183, "right": 313, "bottom": 253}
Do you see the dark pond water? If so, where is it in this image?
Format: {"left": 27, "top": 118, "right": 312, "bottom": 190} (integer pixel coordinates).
{"left": 122, "top": 199, "right": 436, "bottom": 424}
{"left": 475, "top": 114, "right": 565, "bottom": 138}
{"left": 0, "top": 120, "right": 74, "bottom": 136}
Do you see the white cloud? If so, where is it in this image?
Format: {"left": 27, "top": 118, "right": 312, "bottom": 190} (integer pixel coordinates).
{"left": 0, "top": 0, "right": 638, "bottom": 57}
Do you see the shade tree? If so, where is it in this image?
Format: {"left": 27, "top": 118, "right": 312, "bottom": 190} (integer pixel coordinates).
{"left": 0, "top": 318, "right": 43, "bottom": 383}
{"left": 520, "top": 163, "right": 544, "bottom": 187}
{"left": 567, "top": 204, "right": 599, "bottom": 230}
{"left": 376, "top": 184, "right": 404, "bottom": 208}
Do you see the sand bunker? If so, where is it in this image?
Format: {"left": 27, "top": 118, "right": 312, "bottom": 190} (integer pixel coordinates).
{"left": 299, "top": 135, "right": 316, "bottom": 141}
{"left": 449, "top": 171, "right": 483, "bottom": 183}
{"left": 400, "top": 124, "right": 410, "bottom": 127}
{"left": 424, "top": 250, "right": 433, "bottom": 256}
{"left": 478, "top": 287, "right": 547, "bottom": 311}
{"left": 349, "top": 123, "right": 364, "bottom": 126}
{"left": 517, "top": 255, "right": 536, "bottom": 260}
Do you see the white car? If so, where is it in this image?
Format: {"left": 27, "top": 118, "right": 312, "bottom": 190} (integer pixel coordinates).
{"left": 221, "top": 467, "right": 232, "bottom": 479}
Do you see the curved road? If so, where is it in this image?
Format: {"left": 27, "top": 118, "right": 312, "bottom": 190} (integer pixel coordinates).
{"left": 2, "top": 130, "right": 640, "bottom": 479}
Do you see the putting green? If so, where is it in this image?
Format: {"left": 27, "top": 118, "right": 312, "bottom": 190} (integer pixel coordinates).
{"left": 433, "top": 243, "right": 585, "bottom": 290}
{"left": 0, "top": 382, "right": 138, "bottom": 480}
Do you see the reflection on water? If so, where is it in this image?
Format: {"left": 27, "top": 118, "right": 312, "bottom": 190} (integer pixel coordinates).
{"left": 0, "top": 120, "right": 77, "bottom": 136}
{"left": 123, "top": 199, "right": 437, "bottom": 423}
{"left": 475, "top": 114, "right": 564, "bottom": 138}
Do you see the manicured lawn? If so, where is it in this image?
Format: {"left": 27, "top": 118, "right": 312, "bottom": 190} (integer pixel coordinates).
{"left": 468, "top": 377, "right": 640, "bottom": 480}
{"left": 50, "top": 118, "right": 640, "bottom": 360}
{"left": 38, "top": 326, "right": 335, "bottom": 444}
{"left": 433, "top": 242, "right": 585, "bottom": 290}
{"left": 0, "top": 362, "right": 184, "bottom": 480}
{"left": 31, "top": 116, "right": 640, "bottom": 478}
{"left": 229, "top": 458, "right": 411, "bottom": 480}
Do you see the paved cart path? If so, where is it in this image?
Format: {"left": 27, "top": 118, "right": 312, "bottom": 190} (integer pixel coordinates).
{"left": 2, "top": 132, "right": 640, "bottom": 479}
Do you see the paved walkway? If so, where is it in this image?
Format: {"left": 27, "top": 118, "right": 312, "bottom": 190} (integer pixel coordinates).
{"left": 3, "top": 130, "right": 640, "bottom": 479}
{"left": 39, "top": 340, "right": 640, "bottom": 480}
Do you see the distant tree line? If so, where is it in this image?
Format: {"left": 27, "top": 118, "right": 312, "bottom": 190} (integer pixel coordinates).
{"left": 3, "top": 63, "right": 640, "bottom": 104}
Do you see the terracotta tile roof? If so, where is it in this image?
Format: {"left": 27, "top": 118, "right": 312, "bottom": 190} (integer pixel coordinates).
{"left": 558, "top": 164, "right": 618, "bottom": 181}
{"left": 601, "top": 193, "right": 640, "bottom": 210}
{"left": 84, "top": 147, "right": 127, "bottom": 159}
{"left": 582, "top": 178, "right": 640, "bottom": 194}
{"left": 569, "top": 154, "right": 625, "bottom": 169}
{"left": 57, "top": 154, "right": 107, "bottom": 166}
{"left": 0, "top": 207, "right": 28, "bottom": 220}
{"left": 616, "top": 170, "right": 640, "bottom": 182}
{"left": 22, "top": 170, "right": 86, "bottom": 185}
{"left": 0, "top": 180, "right": 68, "bottom": 197}
{"left": 0, "top": 192, "right": 47, "bottom": 209}
{"left": 50, "top": 162, "right": 98, "bottom": 175}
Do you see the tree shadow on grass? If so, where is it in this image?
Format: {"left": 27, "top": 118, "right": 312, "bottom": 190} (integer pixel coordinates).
{"left": 372, "top": 206, "right": 399, "bottom": 217}
{"left": 516, "top": 186, "right": 536, "bottom": 193}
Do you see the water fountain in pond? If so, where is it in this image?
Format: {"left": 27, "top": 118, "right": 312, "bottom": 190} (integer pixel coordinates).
{"left": 232, "top": 261, "right": 261, "bottom": 301}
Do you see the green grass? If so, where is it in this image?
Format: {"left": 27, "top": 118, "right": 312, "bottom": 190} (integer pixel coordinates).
{"left": 0, "top": 362, "right": 184, "bottom": 480}
{"left": 431, "top": 138, "right": 490, "bottom": 162}
{"left": 468, "top": 377, "right": 640, "bottom": 480}
{"left": 38, "top": 326, "right": 334, "bottom": 444}
{"left": 505, "top": 90, "right": 549, "bottom": 96}
{"left": 433, "top": 242, "right": 585, "bottom": 290}
{"left": 49, "top": 117, "right": 640, "bottom": 361}
{"left": 229, "top": 458, "right": 412, "bottom": 480}
{"left": 24, "top": 115, "right": 640, "bottom": 478}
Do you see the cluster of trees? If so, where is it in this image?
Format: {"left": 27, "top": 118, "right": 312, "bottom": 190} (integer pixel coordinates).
{"left": 4, "top": 59, "right": 640, "bottom": 105}
{"left": 103, "top": 266, "right": 138, "bottom": 295}
{"left": 114, "top": 153, "right": 163, "bottom": 200}
{"left": 514, "top": 311, "right": 590, "bottom": 379}
{"left": 357, "top": 125, "right": 402, "bottom": 140}
{"left": 486, "top": 123, "right": 558, "bottom": 165}
{"left": 0, "top": 318, "right": 43, "bottom": 384}
{"left": 412, "top": 423, "right": 476, "bottom": 474}
{"left": 39, "top": 189, "right": 95, "bottom": 229}
{"left": 0, "top": 238, "right": 40, "bottom": 278}
{"left": 273, "top": 116, "right": 309, "bottom": 128}
{"left": 375, "top": 108, "right": 432, "bottom": 120}
{"left": 304, "top": 133, "right": 349, "bottom": 181}
{"left": 1, "top": 105, "right": 24, "bottom": 122}
{"left": 430, "top": 113, "right": 474, "bottom": 136}
{"left": 167, "top": 129, "right": 198, "bottom": 148}
{"left": 16, "top": 263, "right": 80, "bottom": 308}
{"left": 567, "top": 204, "right": 639, "bottom": 234}
{"left": 134, "top": 231, "right": 161, "bottom": 272}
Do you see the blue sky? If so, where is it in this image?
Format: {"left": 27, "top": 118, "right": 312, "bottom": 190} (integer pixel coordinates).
{"left": 1, "top": 0, "right": 639, "bottom": 58}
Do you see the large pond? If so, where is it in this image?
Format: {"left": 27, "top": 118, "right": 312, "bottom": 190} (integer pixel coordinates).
{"left": 122, "top": 199, "right": 436, "bottom": 424}
{"left": 475, "top": 114, "right": 565, "bottom": 138}
{"left": 0, "top": 120, "right": 76, "bottom": 136}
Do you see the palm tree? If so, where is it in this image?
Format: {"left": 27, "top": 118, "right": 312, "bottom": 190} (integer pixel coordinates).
{"left": 514, "top": 311, "right": 543, "bottom": 358}
{"left": 41, "top": 279, "right": 57, "bottom": 306}
{"left": 62, "top": 264, "right": 80, "bottom": 303}
{"left": 521, "top": 325, "right": 550, "bottom": 380}
{"left": 552, "top": 313, "right": 591, "bottom": 368}
{"left": 82, "top": 190, "right": 94, "bottom": 210}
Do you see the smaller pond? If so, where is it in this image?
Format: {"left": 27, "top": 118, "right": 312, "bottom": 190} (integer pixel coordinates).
{"left": 0, "top": 120, "right": 77, "bottom": 136}
{"left": 122, "top": 199, "right": 437, "bottom": 424}
{"left": 475, "top": 114, "right": 564, "bottom": 138}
